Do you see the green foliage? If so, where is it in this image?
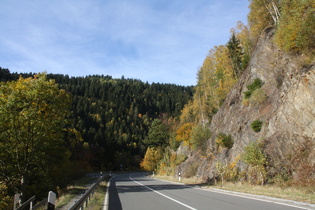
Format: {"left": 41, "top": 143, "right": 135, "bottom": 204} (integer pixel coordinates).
{"left": 251, "top": 120, "right": 263, "bottom": 132}
{"left": 242, "top": 140, "right": 267, "bottom": 185}
{"left": 1, "top": 69, "right": 193, "bottom": 172}
{"left": 190, "top": 125, "right": 211, "bottom": 150}
{"left": 244, "top": 78, "right": 263, "bottom": 99}
{"left": 227, "top": 33, "right": 244, "bottom": 79}
{"left": 0, "top": 74, "right": 72, "bottom": 200}
{"left": 242, "top": 140, "right": 266, "bottom": 166}
{"left": 250, "top": 88, "right": 267, "bottom": 106}
{"left": 143, "top": 119, "right": 169, "bottom": 147}
{"left": 0, "top": 182, "right": 12, "bottom": 210}
{"left": 215, "top": 133, "right": 234, "bottom": 149}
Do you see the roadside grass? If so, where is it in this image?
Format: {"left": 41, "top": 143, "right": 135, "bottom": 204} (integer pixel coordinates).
{"left": 154, "top": 175, "right": 315, "bottom": 204}
{"left": 84, "top": 181, "right": 107, "bottom": 210}
{"left": 212, "top": 182, "right": 315, "bottom": 204}
{"left": 56, "top": 176, "right": 99, "bottom": 208}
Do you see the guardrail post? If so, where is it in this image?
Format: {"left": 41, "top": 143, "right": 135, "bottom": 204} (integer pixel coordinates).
{"left": 47, "top": 191, "right": 56, "bottom": 210}
{"left": 30, "top": 200, "right": 33, "bottom": 210}
{"left": 13, "top": 193, "right": 20, "bottom": 210}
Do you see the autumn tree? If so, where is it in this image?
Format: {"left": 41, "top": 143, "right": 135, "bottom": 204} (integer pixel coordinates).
{"left": 248, "top": 0, "right": 280, "bottom": 41}
{"left": 176, "top": 122, "right": 193, "bottom": 146}
{"left": 194, "top": 45, "right": 236, "bottom": 124}
{"left": 0, "top": 74, "right": 71, "bottom": 201}
{"left": 140, "top": 147, "right": 163, "bottom": 171}
{"left": 274, "top": 0, "right": 315, "bottom": 53}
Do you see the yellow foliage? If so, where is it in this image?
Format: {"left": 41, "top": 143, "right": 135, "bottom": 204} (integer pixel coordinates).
{"left": 248, "top": 0, "right": 276, "bottom": 42}
{"left": 194, "top": 45, "right": 236, "bottom": 124}
{"left": 140, "top": 147, "right": 163, "bottom": 171}
{"left": 169, "top": 153, "right": 177, "bottom": 166}
{"left": 180, "top": 100, "right": 195, "bottom": 123}
{"left": 0, "top": 182, "right": 12, "bottom": 210}
{"left": 274, "top": 0, "right": 315, "bottom": 54}
{"left": 175, "top": 122, "right": 193, "bottom": 146}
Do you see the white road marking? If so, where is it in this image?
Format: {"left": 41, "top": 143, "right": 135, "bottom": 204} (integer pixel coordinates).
{"left": 197, "top": 188, "right": 309, "bottom": 210}
{"left": 129, "top": 174, "right": 197, "bottom": 210}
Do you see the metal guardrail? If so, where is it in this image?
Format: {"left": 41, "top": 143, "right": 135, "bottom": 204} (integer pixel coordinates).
{"left": 33, "top": 198, "right": 48, "bottom": 210}
{"left": 15, "top": 196, "right": 48, "bottom": 210}
{"left": 16, "top": 196, "right": 35, "bottom": 210}
{"left": 69, "top": 175, "right": 107, "bottom": 210}
{"left": 14, "top": 172, "right": 110, "bottom": 210}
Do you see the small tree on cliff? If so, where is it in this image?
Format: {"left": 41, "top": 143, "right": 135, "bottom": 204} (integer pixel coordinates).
{"left": 242, "top": 140, "right": 267, "bottom": 185}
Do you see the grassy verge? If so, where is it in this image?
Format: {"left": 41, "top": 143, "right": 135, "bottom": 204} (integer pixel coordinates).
{"left": 84, "top": 180, "right": 107, "bottom": 210}
{"left": 154, "top": 175, "right": 315, "bottom": 204}
{"left": 212, "top": 182, "right": 315, "bottom": 204}
{"left": 56, "top": 176, "right": 99, "bottom": 208}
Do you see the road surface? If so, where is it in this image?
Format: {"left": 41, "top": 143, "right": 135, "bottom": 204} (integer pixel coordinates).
{"left": 107, "top": 172, "right": 311, "bottom": 210}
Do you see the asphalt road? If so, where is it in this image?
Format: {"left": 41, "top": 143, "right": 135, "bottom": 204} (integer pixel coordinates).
{"left": 107, "top": 172, "right": 310, "bottom": 210}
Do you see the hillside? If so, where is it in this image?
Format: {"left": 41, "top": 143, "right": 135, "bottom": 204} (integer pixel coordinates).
{"left": 178, "top": 27, "right": 315, "bottom": 185}
{"left": 0, "top": 70, "right": 193, "bottom": 171}
{"left": 0, "top": 70, "right": 193, "bottom": 204}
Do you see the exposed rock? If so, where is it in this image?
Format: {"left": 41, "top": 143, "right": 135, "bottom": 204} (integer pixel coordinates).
{"left": 178, "top": 28, "right": 315, "bottom": 183}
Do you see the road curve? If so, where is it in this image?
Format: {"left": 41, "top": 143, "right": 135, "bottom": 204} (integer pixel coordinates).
{"left": 106, "top": 172, "right": 310, "bottom": 210}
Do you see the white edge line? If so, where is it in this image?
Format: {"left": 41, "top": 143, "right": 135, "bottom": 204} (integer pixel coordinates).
{"left": 103, "top": 175, "right": 117, "bottom": 210}
{"left": 196, "top": 187, "right": 311, "bottom": 210}
{"left": 129, "top": 174, "right": 197, "bottom": 210}
{"left": 151, "top": 177, "right": 313, "bottom": 210}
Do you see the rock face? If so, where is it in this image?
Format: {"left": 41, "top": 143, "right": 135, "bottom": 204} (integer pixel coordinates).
{"left": 179, "top": 28, "right": 315, "bottom": 183}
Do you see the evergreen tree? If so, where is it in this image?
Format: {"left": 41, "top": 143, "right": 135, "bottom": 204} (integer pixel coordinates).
{"left": 143, "top": 119, "right": 169, "bottom": 147}
{"left": 227, "top": 33, "right": 243, "bottom": 79}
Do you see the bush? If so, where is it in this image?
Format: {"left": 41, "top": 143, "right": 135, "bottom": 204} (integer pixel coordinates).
{"left": 190, "top": 125, "right": 211, "bottom": 150}
{"left": 244, "top": 78, "right": 263, "bottom": 99}
{"left": 251, "top": 120, "right": 263, "bottom": 132}
{"left": 249, "top": 89, "right": 266, "bottom": 106}
{"left": 241, "top": 140, "right": 267, "bottom": 185}
{"left": 216, "top": 133, "right": 234, "bottom": 149}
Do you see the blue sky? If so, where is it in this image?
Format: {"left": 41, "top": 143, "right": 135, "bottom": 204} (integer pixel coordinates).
{"left": 0, "top": 0, "right": 249, "bottom": 86}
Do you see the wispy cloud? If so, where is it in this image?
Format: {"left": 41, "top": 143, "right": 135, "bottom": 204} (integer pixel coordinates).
{"left": 0, "top": 0, "right": 249, "bottom": 85}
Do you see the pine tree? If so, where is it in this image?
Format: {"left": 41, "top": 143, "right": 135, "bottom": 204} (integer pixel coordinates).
{"left": 227, "top": 33, "right": 243, "bottom": 79}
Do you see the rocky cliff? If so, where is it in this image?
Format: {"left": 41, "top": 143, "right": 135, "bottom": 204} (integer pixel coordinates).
{"left": 178, "top": 27, "right": 315, "bottom": 184}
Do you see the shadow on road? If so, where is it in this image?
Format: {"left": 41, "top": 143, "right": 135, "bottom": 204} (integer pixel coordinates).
{"left": 108, "top": 173, "right": 202, "bottom": 210}
{"left": 108, "top": 179, "right": 123, "bottom": 210}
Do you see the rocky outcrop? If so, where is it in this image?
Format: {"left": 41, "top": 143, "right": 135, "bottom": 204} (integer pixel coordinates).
{"left": 179, "top": 28, "right": 315, "bottom": 183}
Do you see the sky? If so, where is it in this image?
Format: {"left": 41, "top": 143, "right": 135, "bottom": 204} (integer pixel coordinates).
{"left": 0, "top": 0, "right": 249, "bottom": 86}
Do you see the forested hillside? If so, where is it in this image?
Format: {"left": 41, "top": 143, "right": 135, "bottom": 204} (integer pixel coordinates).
{"left": 1, "top": 68, "right": 193, "bottom": 169}
{"left": 0, "top": 68, "right": 193, "bottom": 206}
